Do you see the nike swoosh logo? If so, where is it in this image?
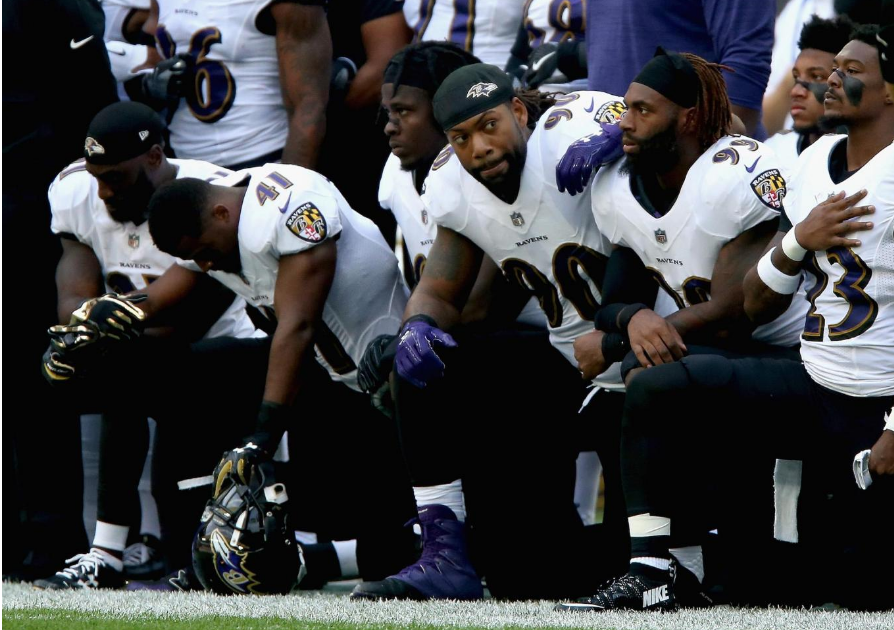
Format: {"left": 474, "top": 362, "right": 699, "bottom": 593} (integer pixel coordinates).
{"left": 584, "top": 98, "right": 595, "bottom": 113}
{"left": 107, "top": 48, "right": 126, "bottom": 56}
{"left": 745, "top": 156, "right": 761, "bottom": 173}
{"left": 277, "top": 191, "right": 292, "bottom": 213}
{"left": 530, "top": 51, "right": 556, "bottom": 73}
{"left": 70, "top": 35, "right": 94, "bottom": 49}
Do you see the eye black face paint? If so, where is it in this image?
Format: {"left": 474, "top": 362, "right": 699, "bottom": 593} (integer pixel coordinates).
{"left": 834, "top": 68, "right": 865, "bottom": 105}
{"left": 795, "top": 79, "right": 828, "bottom": 104}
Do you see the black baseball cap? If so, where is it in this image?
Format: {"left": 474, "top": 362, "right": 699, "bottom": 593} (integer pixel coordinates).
{"left": 84, "top": 102, "right": 165, "bottom": 165}
{"left": 433, "top": 63, "right": 514, "bottom": 132}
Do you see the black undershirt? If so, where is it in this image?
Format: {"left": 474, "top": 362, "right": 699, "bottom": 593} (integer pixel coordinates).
{"left": 630, "top": 171, "right": 679, "bottom": 218}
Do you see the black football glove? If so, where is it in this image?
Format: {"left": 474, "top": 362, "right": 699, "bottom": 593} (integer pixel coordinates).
{"left": 73, "top": 293, "right": 148, "bottom": 341}
{"left": 524, "top": 40, "right": 587, "bottom": 89}
{"left": 358, "top": 334, "right": 398, "bottom": 418}
{"left": 212, "top": 443, "right": 269, "bottom": 500}
{"left": 329, "top": 56, "right": 357, "bottom": 108}
{"left": 524, "top": 43, "right": 560, "bottom": 89}
{"left": 504, "top": 54, "right": 528, "bottom": 89}
{"left": 41, "top": 322, "right": 102, "bottom": 384}
{"left": 357, "top": 334, "right": 398, "bottom": 394}
{"left": 140, "top": 53, "right": 192, "bottom": 109}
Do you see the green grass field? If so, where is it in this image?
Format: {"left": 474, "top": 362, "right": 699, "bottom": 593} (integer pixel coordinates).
{"left": 4, "top": 582, "right": 893, "bottom": 630}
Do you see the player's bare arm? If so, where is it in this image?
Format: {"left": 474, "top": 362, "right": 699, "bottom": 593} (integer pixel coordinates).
{"left": 133, "top": 263, "right": 205, "bottom": 322}
{"left": 344, "top": 13, "right": 411, "bottom": 110}
{"left": 265, "top": 239, "right": 337, "bottom": 406}
{"left": 273, "top": 3, "right": 332, "bottom": 168}
{"left": 55, "top": 238, "right": 104, "bottom": 322}
{"left": 460, "top": 256, "right": 529, "bottom": 326}
{"left": 667, "top": 218, "right": 779, "bottom": 342}
{"left": 404, "top": 227, "right": 483, "bottom": 330}
{"left": 870, "top": 428, "right": 894, "bottom": 477}
{"left": 744, "top": 190, "right": 874, "bottom": 323}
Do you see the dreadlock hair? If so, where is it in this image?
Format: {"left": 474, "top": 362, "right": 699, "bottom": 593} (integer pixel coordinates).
{"left": 513, "top": 88, "right": 559, "bottom": 129}
{"left": 680, "top": 53, "right": 733, "bottom": 150}
{"left": 797, "top": 14, "right": 855, "bottom": 54}
{"left": 379, "top": 42, "right": 481, "bottom": 127}
{"left": 385, "top": 41, "right": 481, "bottom": 97}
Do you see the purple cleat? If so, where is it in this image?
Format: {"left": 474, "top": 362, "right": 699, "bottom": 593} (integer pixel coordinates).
{"left": 351, "top": 505, "right": 483, "bottom": 600}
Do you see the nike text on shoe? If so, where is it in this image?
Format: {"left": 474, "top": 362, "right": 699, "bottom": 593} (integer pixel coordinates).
{"left": 555, "top": 562, "right": 677, "bottom": 612}
{"left": 350, "top": 505, "right": 483, "bottom": 600}
{"left": 33, "top": 548, "right": 126, "bottom": 590}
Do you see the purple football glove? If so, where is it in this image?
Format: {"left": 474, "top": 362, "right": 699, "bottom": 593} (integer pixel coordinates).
{"left": 394, "top": 316, "right": 458, "bottom": 388}
{"left": 555, "top": 121, "right": 624, "bottom": 196}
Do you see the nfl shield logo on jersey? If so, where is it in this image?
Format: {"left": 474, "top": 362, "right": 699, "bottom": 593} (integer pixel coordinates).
{"left": 421, "top": 209, "right": 428, "bottom": 225}
{"left": 286, "top": 202, "right": 327, "bottom": 242}
{"left": 128, "top": 233, "right": 140, "bottom": 249}
{"left": 510, "top": 212, "right": 525, "bottom": 227}
{"left": 655, "top": 229, "right": 667, "bottom": 244}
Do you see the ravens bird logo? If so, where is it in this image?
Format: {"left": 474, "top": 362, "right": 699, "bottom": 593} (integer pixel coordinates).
{"left": 466, "top": 82, "right": 498, "bottom": 98}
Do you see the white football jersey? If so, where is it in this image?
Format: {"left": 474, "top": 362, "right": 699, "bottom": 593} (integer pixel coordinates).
{"left": 521, "top": 0, "right": 587, "bottom": 93}
{"left": 379, "top": 152, "right": 545, "bottom": 327}
{"left": 784, "top": 135, "right": 894, "bottom": 397}
{"left": 403, "top": 0, "right": 521, "bottom": 67}
{"left": 48, "top": 159, "right": 256, "bottom": 339}
{"left": 422, "top": 92, "right": 624, "bottom": 388}
{"left": 102, "top": 0, "right": 151, "bottom": 42}
{"left": 198, "top": 164, "right": 409, "bottom": 390}
{"left": 591, "top": 135, "right": 806, "bottom": 347}
{"left": 379, "top": 152, "right": 438, "bottom": 285}
{"left": 155, "top": 0, "right": 286, "bottom": 166}
{"left": 763, "top": 130, "right": 802, "bottom": 178}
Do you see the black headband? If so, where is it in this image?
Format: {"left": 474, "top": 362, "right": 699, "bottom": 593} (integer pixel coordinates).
{"left": 632, "top": 47, "right": 701, "bottom": 108}
{"left": 84, "top": 102, "right": 165, "bottom": 165}
{"left": 432, "top": 63, "right": 514, "bottom": 131}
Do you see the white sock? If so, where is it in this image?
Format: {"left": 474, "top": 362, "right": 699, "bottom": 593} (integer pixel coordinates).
{"left": 670, "top": 546, "right": 705, "bottom": 583}
{"left": 574, "top": 451, "right": 602, "bottom": 526}
{"left": 631, "top": 557, "right": 671, "bottom": 571}
{"left": 332, "top": 539, "right": 359, "bottom": 579}
{"left": 413, "top": 480, "right": 466, "bottom": 522}
{"left": 93, "top": 521, "right": 129, "bottom": 553}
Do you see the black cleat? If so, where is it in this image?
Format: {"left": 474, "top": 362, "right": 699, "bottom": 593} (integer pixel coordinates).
{"left": 33, "top": 548, "right": 126, "bottom": 590}
{"left": 555, "top": 562, "right": 677, "bottom": 612}
{"left": 123, "top": 535, "right": 167, "bottom": 580}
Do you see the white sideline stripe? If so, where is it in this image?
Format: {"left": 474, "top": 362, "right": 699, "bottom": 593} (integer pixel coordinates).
{"left": 4, "top": 583, "right": 892, "bottom": 630}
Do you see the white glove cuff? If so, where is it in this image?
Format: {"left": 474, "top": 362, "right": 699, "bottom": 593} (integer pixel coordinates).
{"left": 105, "top": 41, "right": 150, "bottom": 82}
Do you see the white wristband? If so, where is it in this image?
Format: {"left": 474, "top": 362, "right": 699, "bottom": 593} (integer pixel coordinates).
{"left": 885, "top": 407, "right": 894, "bottom": 433}
{"left": 781, "top": 228, "right": 808, "bottom": 262}
{"left": 757, "top": 248, "right": 801, "bottom": 295}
